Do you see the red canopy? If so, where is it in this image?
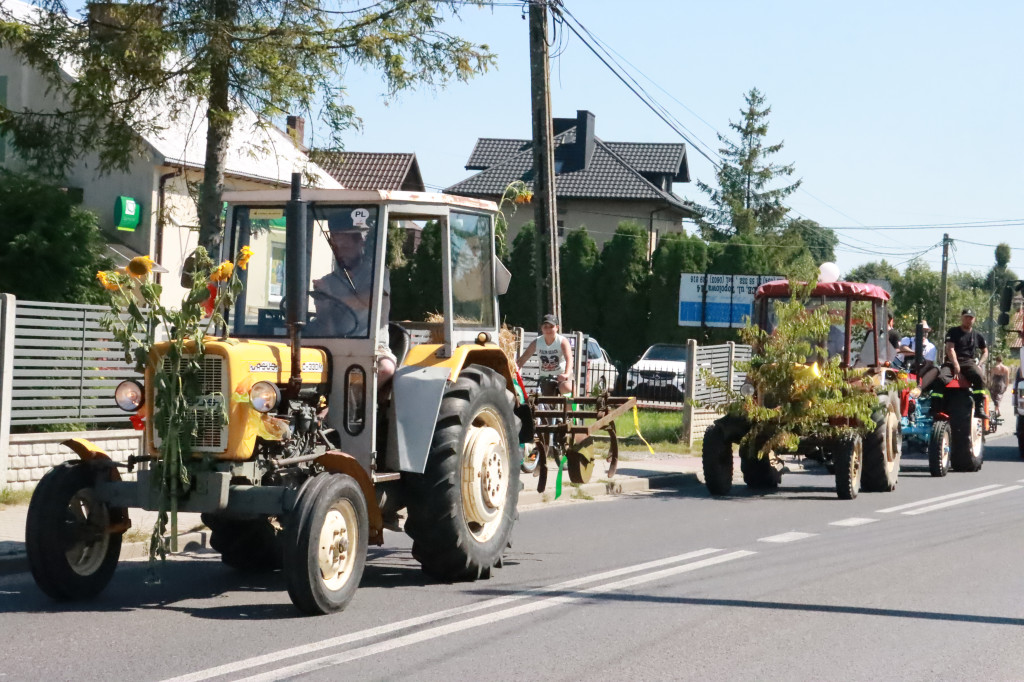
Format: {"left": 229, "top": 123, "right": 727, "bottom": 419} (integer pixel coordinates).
{"left": 755, "top": 280, "right": 891, "bottom": 302}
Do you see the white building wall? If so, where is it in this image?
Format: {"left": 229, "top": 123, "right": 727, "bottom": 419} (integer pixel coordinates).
{"left": 504, "top": 198, "right": 687, "bottom": 253}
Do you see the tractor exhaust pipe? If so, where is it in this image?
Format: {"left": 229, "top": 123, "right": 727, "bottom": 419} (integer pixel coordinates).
{"left": 285, "top": 172, "right": 308, "bottom": 395}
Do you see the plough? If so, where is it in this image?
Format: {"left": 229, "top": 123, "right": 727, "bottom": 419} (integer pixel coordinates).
{"left": 527, "top": 393, "right": 637, "bottom": 492}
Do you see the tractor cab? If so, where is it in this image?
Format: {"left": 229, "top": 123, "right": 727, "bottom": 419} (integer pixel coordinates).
{"left": 754, "top": 279, "right": 894, "bottom": 376}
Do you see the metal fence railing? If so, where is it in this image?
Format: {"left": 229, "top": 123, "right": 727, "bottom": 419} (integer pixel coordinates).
{"left": 0, "top": 295, "right": 142, "bottom": 430}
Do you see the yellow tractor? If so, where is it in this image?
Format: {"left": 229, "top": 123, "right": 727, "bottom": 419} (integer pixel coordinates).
{"left": 25, "top": 177, "right": 529, "bottom": 615}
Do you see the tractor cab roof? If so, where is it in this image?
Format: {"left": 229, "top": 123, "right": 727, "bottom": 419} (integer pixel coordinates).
{"left": 755, "top": 280, "right": 890, "bottom": 302}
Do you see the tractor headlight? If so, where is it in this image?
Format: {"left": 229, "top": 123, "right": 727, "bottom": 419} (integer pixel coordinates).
{"left": 114, "top": 380, "right": 145, "bottom": 412}
{"left": 739, "top": 382, "right": 756, "bottom": 397}
{"left": 249, "top": 382, "right": 281, "bottom": 413}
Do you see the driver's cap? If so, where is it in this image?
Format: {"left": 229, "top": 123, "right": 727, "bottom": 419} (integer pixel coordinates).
{"left": 961, "top": 308, "right": 976, "bottom": 317}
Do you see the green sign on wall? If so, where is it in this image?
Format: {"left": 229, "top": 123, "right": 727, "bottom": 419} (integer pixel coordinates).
{"left": 115, "top": 195, "right": 141, "bottom": 231}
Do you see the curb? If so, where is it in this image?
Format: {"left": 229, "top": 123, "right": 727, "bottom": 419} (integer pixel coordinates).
{"left": 0, "top": 530, "right": 211, "bottom": 577}
{"left": 518, "top": 470, "right": 699, "bottom": 507}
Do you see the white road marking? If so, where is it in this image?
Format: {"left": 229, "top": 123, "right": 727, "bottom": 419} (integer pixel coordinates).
{"left": 166, "top": 548, "right": 723, "bottom": 682}
{"left": 241, "top": 550, "right": 757, "bottom": 682}
{"left": 1018, "top": 479, "right": 1024, "bottom": 484}
{"left": 876, "top": 484, "right": 1004, "bottom": 513}
{"left": 903, "top": 486, "right": 1022, "bottom": 516}
{"left": 829, "top": 517, "right": 878, "bottom": 527}
{"left": 757, "top": 532, "right": 819, "bottom": 540}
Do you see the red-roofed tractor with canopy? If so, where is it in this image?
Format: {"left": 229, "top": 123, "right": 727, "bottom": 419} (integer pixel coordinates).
{"left": 702, "top": 280, "right": 903, "bottom": 500}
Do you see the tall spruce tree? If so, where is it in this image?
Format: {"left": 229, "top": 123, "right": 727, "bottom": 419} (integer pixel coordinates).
{"left": 0, "top": 1, "right": 495, "bottom": 251}
{"left": 694, "top": 88, "right": 802, "bottom": 242}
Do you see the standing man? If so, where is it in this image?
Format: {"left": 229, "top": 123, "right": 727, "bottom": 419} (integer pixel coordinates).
{"left": 938, "top": 308, "right": 989, "bottom": 417}
{"left": 517, "top": 313, "right": 574, "bottom": 396}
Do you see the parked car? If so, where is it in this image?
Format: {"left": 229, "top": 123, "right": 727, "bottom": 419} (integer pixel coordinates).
{"left": 625, "top": 343, "right": 688, "bottom": 401}
{"left": 584, "top": 336, "right": 618, "bottom": 394}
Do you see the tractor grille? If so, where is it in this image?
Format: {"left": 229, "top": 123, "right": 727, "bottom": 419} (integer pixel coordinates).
{"left": 152, "top": 355, "right": 229, "bottom": 452}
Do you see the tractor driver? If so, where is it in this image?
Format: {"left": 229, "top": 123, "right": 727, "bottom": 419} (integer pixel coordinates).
{"left": 938, "top": 308, "right": 988, "bottom": 417}
{"left": 307, "top": 208, "right": 396, "bottom": 388}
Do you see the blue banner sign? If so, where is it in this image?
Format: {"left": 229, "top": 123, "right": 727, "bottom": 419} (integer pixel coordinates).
{"left": 678, "top": 273, "right": 782, "bottom": 328}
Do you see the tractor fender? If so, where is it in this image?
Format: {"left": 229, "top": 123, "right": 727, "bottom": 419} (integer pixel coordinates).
{"left": 62, "top": 438, "right": 123, "bottom": 482}
{"left": 391, "top": 344, "right": 520, "bottom": 474}
{"left": 316, "top": 451, "right": 384, "bottom": 546}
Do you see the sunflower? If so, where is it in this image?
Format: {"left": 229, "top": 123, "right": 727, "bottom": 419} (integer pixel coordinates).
{"left": 237, "top": 245, "right": 254, "bottom": 270}
{"left": 96, "top": 271, "right": 119, "bottom": 292}
{"left": 126, "top": 255, "right": 156, "bottom": 279}
{"left": 210, "top": 261, "right": 234, "bottom": 282}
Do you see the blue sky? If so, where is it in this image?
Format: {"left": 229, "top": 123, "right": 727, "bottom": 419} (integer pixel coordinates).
{"left": 63, "top": 0, "right": 1024, "bottom": 277}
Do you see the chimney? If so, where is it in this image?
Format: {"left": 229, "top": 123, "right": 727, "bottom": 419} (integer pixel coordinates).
{"left": 575, "top": 110, "right": 595, "bottom": 170}
{"left": 286, "top": 115, "right": 305, "bottom": 148}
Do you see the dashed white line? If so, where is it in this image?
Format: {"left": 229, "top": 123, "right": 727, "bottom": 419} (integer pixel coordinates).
{"left": 167, "top": 548, "right": 726, "bottom": 682}
{"left": 829, "top": 517, "right": 878, "bottom": 527}
{"left": 241, "top": 550, "right": 757, "bottom": 682}
{"left": 876, "top": 484, "right": 1004, "bottom": 513}
{"left": 903, "top": 485, "right": 1022, "bottom": 516}
{"left": 758, "top": 531, "right": 817, "bottom": 543}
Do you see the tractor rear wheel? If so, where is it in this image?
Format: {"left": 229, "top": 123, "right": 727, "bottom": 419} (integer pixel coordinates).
{"left": 282, "top": 473, "right": 368, "bottom": 615}
{"left": 404, "top": 366, "right": 520, "bottom": 581}
{"left": 928, "top": 420, "right": 951, "bottom": 477}
{"left": 834, "top": 435, "right": 863, "bottom": 500}
{"left": 862, "top": 402, "right": 902, "bottom": 492}
{"left": 702, "top": 423, "right": 734, "bottom": 496}
{"left": 947, "top": 391, "right": 984, "bottom": 472}
{"left": 202, "top": 514, "right": 281, "bottom": 572}
{"left": 26, "top": 463, "right": 122, "bottom": 601}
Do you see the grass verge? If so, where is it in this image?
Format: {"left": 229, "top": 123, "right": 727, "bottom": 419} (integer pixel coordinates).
{"left": 0, "top": 487, "right": 33, "bottom": 507}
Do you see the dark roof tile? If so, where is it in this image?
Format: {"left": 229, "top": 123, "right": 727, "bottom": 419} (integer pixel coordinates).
{"left": 309, "top": 151, "right": 424, "bottom": 191}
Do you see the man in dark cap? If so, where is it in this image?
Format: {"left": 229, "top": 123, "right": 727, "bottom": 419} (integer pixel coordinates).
{"left": 938, "top": 308, "right": 988, "bottom": 416}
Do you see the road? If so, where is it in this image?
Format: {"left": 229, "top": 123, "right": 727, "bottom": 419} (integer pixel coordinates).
{"left": 2, "top": 436, "right": 1023, "bottom": 681}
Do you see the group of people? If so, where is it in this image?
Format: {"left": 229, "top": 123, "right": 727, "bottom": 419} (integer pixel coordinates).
{"left": 888, "top": 308, "right": 1008, "bottom": 418}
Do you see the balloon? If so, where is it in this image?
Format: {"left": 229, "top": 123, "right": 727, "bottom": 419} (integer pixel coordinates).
{"left": 818, "top": 262, "right": 840, "bottom": 284}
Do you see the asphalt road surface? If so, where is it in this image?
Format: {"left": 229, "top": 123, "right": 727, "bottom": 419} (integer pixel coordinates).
{"left": 2, "top": 436, "right": 1023, "bottom": 681}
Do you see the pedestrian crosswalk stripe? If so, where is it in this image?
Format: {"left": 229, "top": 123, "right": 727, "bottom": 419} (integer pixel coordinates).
{"left": 830, "top": 517, "right": 878, "bottom": 527}
{"left": 758, "top": 531, "right": 817, "bottom": 543}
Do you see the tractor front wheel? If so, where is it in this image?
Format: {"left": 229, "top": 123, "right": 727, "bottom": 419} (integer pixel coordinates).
{"left": 26, "top": 463, "right": 123, "bottom": 601}
{"left": 1017, "top": 415, "right": 1024, "bottom": 460}
{"left": 282, "top": 474, "right": 368, "bottom": 615}
{"left": 834, "top": 435, "right": 863, "bottom": 500}
{"left": 202, "top": 514, "right": 281, "bottom": 572}
{"left": 928, "top": 420, "right": 951, "bottom": 477}
{"left": 862, "top": 402, "right": 902, "bottom": 492}
{"left": 701, "top": 423, "right": 734, "bottom": 496}
{"left": 404, "top": 365, "right": 520, "bottom": 581}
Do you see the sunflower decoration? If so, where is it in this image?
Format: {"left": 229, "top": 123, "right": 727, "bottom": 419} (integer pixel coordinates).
{"left": 126, "top": 255, "right": 156, "bottom": 279}
{"left": 95, "top": 270, "right": 120, "bottom": 292}
{"left": 237, "top": 245, "right": 254, "bottom": 270}
{"left": 209, "top": 260, "right": 234, "bottom": 282}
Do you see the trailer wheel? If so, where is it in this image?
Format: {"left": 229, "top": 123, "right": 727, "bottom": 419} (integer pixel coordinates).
{"left": 26, "top": 463, "right": 122, "bottom": 601}
{"left": 202, "top": 514, "right": 281, "bottom": 572}
{"left": 947, "top": 391, "right": 983, "bottom": 472}
{"left": 702, "top": 423, "right": 734, "bottom": 496}
{"left": 1017, "top": 415, "right": 1024, "bottom": 460}
{"left": 862, "top": 402, "right": 902, "bottom": 492}
{"left": 928, "top": 420, "right": 951, "bottom": 477}
{"left": 404, "top": 366, "right": 520, "bottom": 581}
{"left": 834, "top": 434, "right": 863, "bottom": 500}
{"left": 282, "top": 473, "right": 368, "bottom": 615}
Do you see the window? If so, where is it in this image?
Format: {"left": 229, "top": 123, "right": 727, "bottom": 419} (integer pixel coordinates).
{"left": 449, "top": 211, "right": 494, "bottom": 328}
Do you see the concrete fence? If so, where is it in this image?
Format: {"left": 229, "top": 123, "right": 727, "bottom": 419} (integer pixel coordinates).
{"left": 5, "top": 429, "right": 142, "bottom": 491}
{"left": 681, "top": 340, "right": 751, "bottom": 446}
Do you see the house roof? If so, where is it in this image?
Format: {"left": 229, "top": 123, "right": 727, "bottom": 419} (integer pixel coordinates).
{"left": 447, "top": 128, "right": 695, "bottom": 214}
{"left": 465, "top": 137, "right": 689, "bottom": 182}
{"left": 2, "top": 0, "right": 340, "bottom": 189}
{"left": 309, "top": 151, "right": 425, "bottom": 191}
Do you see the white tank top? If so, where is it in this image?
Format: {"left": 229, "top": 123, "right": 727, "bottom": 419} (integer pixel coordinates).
{"left": 535, "top": 334, "right": 566, "bottom": 377}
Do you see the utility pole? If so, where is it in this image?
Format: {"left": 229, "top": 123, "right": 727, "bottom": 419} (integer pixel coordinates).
{"left": 939, "top": 233, "right": 950, "bottom": 334}
{"left": 528, "top": 0, "right": 561, "bottom": 324}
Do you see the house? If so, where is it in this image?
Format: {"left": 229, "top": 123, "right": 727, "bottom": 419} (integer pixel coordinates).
{"left": 0, "top": 0, "right": 341, "bottom": 307}
{"left": 311, "top": 151, "right": 425, "bottom": 192}
{"left": 445, "top": 110, "right": 697, "bottom": 253}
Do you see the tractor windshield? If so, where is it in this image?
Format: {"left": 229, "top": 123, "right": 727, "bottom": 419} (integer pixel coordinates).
{"left": 762, "top": 296, "right": 881, "bottom": 364}
{"left": 230, "top": 204, "right": 381, "bottom": 339}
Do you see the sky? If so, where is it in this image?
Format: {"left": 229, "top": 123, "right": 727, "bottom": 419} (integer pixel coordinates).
{"left": 62, "top": 0, "right": 1024, "bottom": 278}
